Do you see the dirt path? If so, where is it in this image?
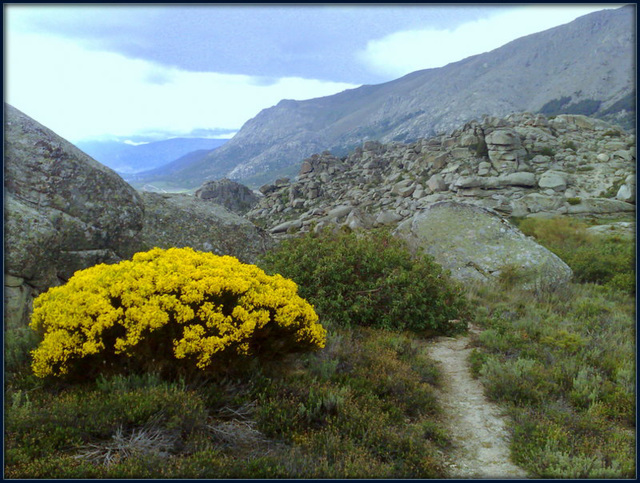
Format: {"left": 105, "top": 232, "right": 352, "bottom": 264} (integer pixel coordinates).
{"left": 428, "top": 326, "right": 529, "bottom": 479}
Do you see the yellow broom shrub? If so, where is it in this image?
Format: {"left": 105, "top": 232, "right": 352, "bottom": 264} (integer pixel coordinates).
{"left": 30, "top": 247, "right": 326, "bottom": 378}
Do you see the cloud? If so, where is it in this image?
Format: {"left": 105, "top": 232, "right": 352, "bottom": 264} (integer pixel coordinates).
{"left": 359, "top": 5, "right": 618, "bottom": 79}
{"left": 5, "top": 4, "right": 503, "bottom": 85}
{"left": 5, "top": 31, "right": 358, "bottom": 142}
{"left": 123, "top": 140, "right": 149, "bottom": 146}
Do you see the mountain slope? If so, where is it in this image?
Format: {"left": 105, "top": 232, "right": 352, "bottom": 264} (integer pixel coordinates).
{"left": 138, "top": 6, "right": 635, "bottom": 189}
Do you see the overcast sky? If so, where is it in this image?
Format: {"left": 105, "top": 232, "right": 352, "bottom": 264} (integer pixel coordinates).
{"left": 5, "top": 4, "right": 619, "bottom": 143}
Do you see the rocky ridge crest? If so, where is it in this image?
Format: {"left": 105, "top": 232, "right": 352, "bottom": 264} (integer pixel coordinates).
{"left": 247, "top": 113, "right": 635, "bottom": 235}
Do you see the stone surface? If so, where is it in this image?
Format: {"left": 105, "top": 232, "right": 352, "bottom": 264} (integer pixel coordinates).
{"left": 375, "top": 210, "right": 403, "bottom": 226}
{"left": 395, "top": 201, "right": 573, "bottom": 290}
{"left": 565, "top": 198, "right": 635, "bottom": 215}
{"left": 538, "top": 170, "right": 569, "bottom": 190}
{"left": 586, "top": 221, "right": 635, "bottom": 239}
{"left": 139, "top": 192, "right": 273, "bottom": 263}
{"left": 195, "top": 178, "right": 259, "bottom": 214}
{"left": 4, "top": 103, "right": 145, "bottom": 328}
{"left": 248, "top": 112, "right": 635, "bottom": 238}
{"left": 616, "top": 174, "right": 636, "bottom": 203}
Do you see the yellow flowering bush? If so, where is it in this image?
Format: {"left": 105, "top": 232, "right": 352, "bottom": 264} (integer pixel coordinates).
{"left": 30, "top": 247, "right": 326, "bottom": 379}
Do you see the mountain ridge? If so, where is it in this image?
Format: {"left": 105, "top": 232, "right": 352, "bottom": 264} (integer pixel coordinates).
{"left": 131, "top": 6, "right": 635, "bottom": 189}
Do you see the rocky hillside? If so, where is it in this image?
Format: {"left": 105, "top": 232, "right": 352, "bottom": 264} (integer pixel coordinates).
{"left": 136, "top": 6, "right": 634, "bottom": 188}
{"left": 246, "top": 113, "right": 635, "bottom": 235}
{"left": 4, "top": 104, "right": 272, "bottom": 330}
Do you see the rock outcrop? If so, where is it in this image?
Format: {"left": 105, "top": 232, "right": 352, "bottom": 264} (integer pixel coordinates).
{"left": 247, "top": 113, "right": 635, "bottom": 235}
{"left": 195, "top": 178, "right": 259, "bottom": 214}
{"left": 395, "top": 202, "right": 574, "bottom": 290}
{"left": 4, "top": 103, "right": 145, "bottom": 328}
{"left": 139, "top": 192, "right": 273, "bottom": 262}
{"left": 4, "top": 104, "right": 273, "bottom": 330}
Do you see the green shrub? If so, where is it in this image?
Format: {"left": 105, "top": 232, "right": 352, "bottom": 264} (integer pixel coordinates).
{"left": 5, "top": 327, "right": 41, "bottom": 388}
{"left": 251, "top": 326, "right": 450, "bottom": 478}
{"left": 566, "top": 197, "right": 581, "bottom": 205}
{"left": 565, "top": 99, "right": 602, "bottom": 116}
{"left": 30, "top": 247, "right": 326, "bottom": 380}
{"left": 480, "top": 357, "right": 550, "bottom": 406}
{"left": 474, "top": 138, "right": 489, "bottom": 158}
{"left": 539, "top": 96, "right": 571, "bottom": 116}
{"left": 515, "top": 217, "right": 634, "bottom": 293}
{"left": 600, "top": 178, "right": 626, "bottom": 199}
{"left": 538, "top": 147, "right": 556, "bottom": 157}
{"left": 260, "top": 229, "right": 469, "bottom": 335}
{"left": 470, "top": 279, "right": 635, "bottom": 478}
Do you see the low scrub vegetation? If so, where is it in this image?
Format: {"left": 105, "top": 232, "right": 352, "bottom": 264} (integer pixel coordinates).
{"left": 468, "top": 216, "right": 635, "bottom": 478}
{"left": 260, "top": 228, "right": 469, "bottom": 335}
{"left": 6, "top": 239, "right": 455, "bottom": 478}
{"left": 5, "top": 219, "right": 634, "bottom": 478}
{"left": 5, "top": 325, "right": 451, "bottom": 478}
{"left": 515, "top": 217, "right": 634, "bottom": 294}
{"left": 468, "top": 281, "right": 635, "bottom": 478}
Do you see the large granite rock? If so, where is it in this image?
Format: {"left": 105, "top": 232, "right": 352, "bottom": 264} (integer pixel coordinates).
{"left": 395, "top": 201, "right": 573, "bottom": 290}
{"left": 4, "top": 104, "right": 274, "bottom": 330}
{"left": 4, "top": 103, "right": 144, "bottom": 328}
{"left": 485, "top": 128, "right": 527, "bottom": 173}
{"left": 195, "top": 178, "right": 259, "bottom": 214}
{"left": 139, "top": 192, "right": 273, "bottom": 263}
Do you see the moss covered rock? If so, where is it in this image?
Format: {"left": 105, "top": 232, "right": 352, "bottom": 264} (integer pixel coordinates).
{"left": 395, "top": 201, "right": 573, "bottom": 290}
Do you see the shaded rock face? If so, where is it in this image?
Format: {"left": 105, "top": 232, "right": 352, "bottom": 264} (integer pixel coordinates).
{"left": 4, "top": 104, "right": 145, "bottom": 328}
{"left": 139, "top": 192, "right": 273, "bottom": 263}
{"left": 195, "top": 178, "right": 259, "bottom": 215}
{"left": 395, "top": 202, "right": 573, "bottom": 290}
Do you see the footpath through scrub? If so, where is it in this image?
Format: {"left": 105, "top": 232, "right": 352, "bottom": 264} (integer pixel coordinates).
{"left": 428, "top": 325, "right": 528, "bottom": 479}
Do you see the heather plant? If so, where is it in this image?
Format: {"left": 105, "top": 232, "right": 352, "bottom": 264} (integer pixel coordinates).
{"left": 6, "top": 325, "right": 452, "bottom": 478}
{"left": 467, "top": 279, "right": 635, "bottom": 478}
{"left": 29, "top": 247, "right": 326, "bottom": 380}
{"left": 515, "top": 217, "right": 634, "bottom": 293}
{"left": 260, "top": 228, "right": 469, "bottom": 335}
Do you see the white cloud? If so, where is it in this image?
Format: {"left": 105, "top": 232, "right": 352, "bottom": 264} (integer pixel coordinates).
{"left": 123, "top": 140, "right": 149, "bottom": 146}
{"left": 211, "top": 132, "right": 237, "bottom": 140}
{"left": 5, "top": 32, "right": 358, "bottom": 142}
{"left": 359, "top": 5, "right": 618, "bottom": 79}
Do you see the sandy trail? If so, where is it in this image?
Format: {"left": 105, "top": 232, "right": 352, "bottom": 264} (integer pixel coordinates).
{"left": 427, "top": 326, "right": 528, "bottom": 479}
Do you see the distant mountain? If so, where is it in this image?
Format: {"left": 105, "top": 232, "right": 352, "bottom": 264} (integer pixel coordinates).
{"left": 136, "top": 6, "right": 635, "bottom": 189}
{"left": 75, "top": 137, "right": 228, "bottom": 174}
{"left": 124, "top": 149, "right": 213, "bottom": 192}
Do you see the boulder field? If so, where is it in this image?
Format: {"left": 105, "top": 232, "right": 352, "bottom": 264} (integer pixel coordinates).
{"left": 247, "top": 112, "right": 635, "bottom": 233}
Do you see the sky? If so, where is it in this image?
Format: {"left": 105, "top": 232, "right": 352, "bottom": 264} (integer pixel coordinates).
{"left": 4, "top": 4, "right": 621, "bottom": 144}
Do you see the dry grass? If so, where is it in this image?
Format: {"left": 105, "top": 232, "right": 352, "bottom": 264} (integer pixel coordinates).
{"left": 74, "top": 425, "right": 178, "bottom": 466}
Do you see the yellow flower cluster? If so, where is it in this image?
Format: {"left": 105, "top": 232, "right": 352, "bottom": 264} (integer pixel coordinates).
{"left": 30, "top": 247, "right": 326, "bottom": 377}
